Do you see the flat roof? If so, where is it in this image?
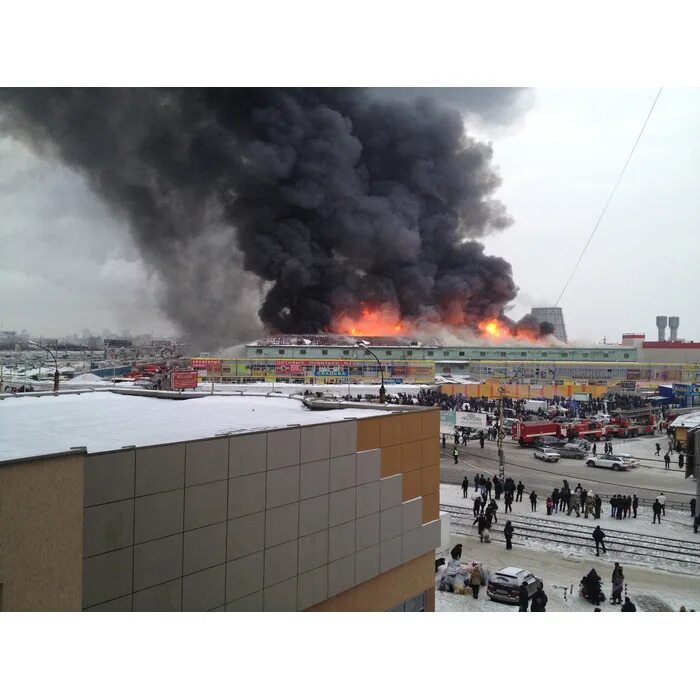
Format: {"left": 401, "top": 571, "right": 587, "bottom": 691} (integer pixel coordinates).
{"left": 0, "top": 392, "right": 389, "bottom": 462}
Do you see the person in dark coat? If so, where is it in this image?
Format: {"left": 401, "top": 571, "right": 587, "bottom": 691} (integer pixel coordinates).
{"left": 529, "top": 490, "right": 538, "bottom": 512}
{"left": 473, "top": 495, "right": 482, "bottom": 517}
{"left": 485, "top": 478, "right": 492, "bottom": 501}
{"left": 487, "top": 499, "right": 498, "bottom": 524}
{"left": 485, "top": 510, "right": 493, "bottom": 530}
{"left": 691, "top": 497, "right": 697, "bottom": 518}
{"left": 462, "top": 476, "right": 469, "bottom": 498}
{"left": 655, "top": 442, "right": 661, "bottom": 456}
{"left": 552, "top": 488, "right": 560, "bottom": 511}
{"left": 664, "top": 452, "right": 671, "bottom": 470}
{"left": 473, "top": 513, "right": 487, "bottom": 542}
{"left": 679, "top": 452, "right": 685, "bottom": 470}
{"left": 616, "top": 494, "right": 623, "bottom": 520}
{"left": 518, "top": 581, "right": 529, "bottom": 611}
{"left": 530, "top": 582, "right": 548, "bottom": 611}
{"left": 621, "top": 597, "right": 637, "bottom": 612}
{"left": 652, "top": 499, "right": 662, "bottom": 524}
{"left": 594, "top": 494, "right": 602, "bottom": 519}
{"left": 442, "top": 434, "right": 447, "bottom": 449}
{"left": 592, "top": 525, "right": 607, "bottom": 556}
{"left": 504, "top": 520, "right": 514, "bottom": 550}
{"left": 504, "top": 491, "right": 513, "bottom": 514}
{"left": 493, "top": 476, "right": 502, "bottom": 501}
{"left": 516, "top": 481, "right": 525, "bottom": 502}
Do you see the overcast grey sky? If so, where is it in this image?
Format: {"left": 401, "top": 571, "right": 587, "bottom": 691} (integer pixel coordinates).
{"left": 0, "top": 87, "right": 697, "bottom": 342}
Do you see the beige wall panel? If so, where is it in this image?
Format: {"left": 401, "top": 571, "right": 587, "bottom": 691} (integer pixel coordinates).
{"left": 0, "top": 453, "right": 84, "bottom": 611}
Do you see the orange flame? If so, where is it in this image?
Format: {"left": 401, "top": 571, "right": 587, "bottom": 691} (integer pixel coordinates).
{"left": 478, "top": 318, "right": 508, "bottom": 338}
{"left": 331, "top": 304, "right": 406, "bottom": 337}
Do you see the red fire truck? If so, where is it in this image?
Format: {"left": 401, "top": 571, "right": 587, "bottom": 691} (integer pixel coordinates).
{"left": 512, "top": 420, "right": 563, "bottom": 446}
{"left": 608, "top": 409, "right": 660, "bottom": 438}
{"left": 564, "top": 419, "right": 606, "bottom": 441}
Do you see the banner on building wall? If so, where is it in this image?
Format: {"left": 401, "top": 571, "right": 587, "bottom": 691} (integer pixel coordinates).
{"left": 171, "top": 370, "right": 199, "bottom": 390}
{"left": 456, "top": 412, "right": 487, "bottom": 429}
{"left": 191, "top": 358, "right": 223, "bottom": 373}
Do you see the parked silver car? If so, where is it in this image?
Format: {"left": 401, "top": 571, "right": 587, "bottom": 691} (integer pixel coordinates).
{"left": 487, "top": 567, "right": 542, "bottom": 604}
{"left": 534, "top": 448, "right": 560, "bottom": 462}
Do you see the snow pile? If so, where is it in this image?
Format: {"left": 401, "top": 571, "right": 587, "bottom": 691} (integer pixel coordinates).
{"left": 65, "top": 373, "right": 107, "bottom": 385}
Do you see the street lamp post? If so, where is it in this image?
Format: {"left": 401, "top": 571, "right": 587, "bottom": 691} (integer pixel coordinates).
{"left": 355, "top": 341, "right": 386, "bottom": 404}
{"left": 27, "top": 340, "right": 60, "bottom": 391}
{"left": 497, "top": 385, "right": 507, "bottom": 480}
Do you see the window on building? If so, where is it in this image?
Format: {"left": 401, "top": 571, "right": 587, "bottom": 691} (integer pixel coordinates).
{"left": 542, "top": 352, "right": 547, "bottom": 357}
{"left": 443, "top": 351, "right": 449, "bottom": 357}
{"left": 322, "top": 349, "right": 328, "bottom": 356}
{"left": 521, "top": 352, "right": 527, "bottom": 357}
{"left": 459, "top": 351, "right": 465, "bottom": 356}
{"left": 386, "top": 350, "right": 392, "bottom": 356}
{"left": 278, "top": 349, "right": 285, "bottom": 355}
{"left": 623, "top": 353, "right": 629, "bottom": 358}
{"left": 343, "top": 349, "right": 349, "bottom": 356}
{"left": 255, "top": 348, "right": 262, "bottom": 354}
{"left": 583, "top": 353, "right": 589, "bottom": 358}
{"left": 300, "top": 349, "right": 306, "bottom": 355}
{"left": 388, "top": 591, "right": 426, "bottom": 612}
{"left": 500, "top": 352, "right": 506, "bottom": 357}
{"left": 480, "top": 352, "right": 486, "bottom": 357}
{"left": 407, "top": 350, "right": 413, "bottom": 357}
{"left": 427, "top": 351, "right": 434, "bottom": 357}
{"left": 603, "top": 353, "right": 609, "bottom": 358}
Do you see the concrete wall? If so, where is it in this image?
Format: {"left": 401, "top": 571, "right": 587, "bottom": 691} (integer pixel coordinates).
{"left": 0, "top": 452, "right": 84, "bottom": 611}
{"left": 81, "top": 408, "right": 441, "bottom": 611}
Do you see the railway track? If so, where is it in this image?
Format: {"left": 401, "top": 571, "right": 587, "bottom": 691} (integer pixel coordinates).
{"left": 440, "top": 503, "right": 700, "bottom": 574}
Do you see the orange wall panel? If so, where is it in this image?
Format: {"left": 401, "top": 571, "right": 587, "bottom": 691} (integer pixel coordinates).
{"left": 402, "top": 412, "right": 423, "bottom": 443}
{"left": 401, "top": 469, "right": 421, "bottom": 502}
{"left": 421, "top": 437, "right": 439, "bottom": 467}
{"left": 357, "top": 417, "right": 381, "bottom": 452}
{"left": 420, "top": 464, "right": 439, "bottom": 496}
{"left": 420, "top": 409, "right": 440, "bottom": 439}
{"left": 381, "top": 444, "right": 402, "bottom": 477}
{"left": 422, "top": 491, "right": 439, "bottom": 524}
{"left": 380, "top": 414, "right": 403, "bottom": 447}
{"left": 401, "top": 441, "right": 422, "bottom": 473}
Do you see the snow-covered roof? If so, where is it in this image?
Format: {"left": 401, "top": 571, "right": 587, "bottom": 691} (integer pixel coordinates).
{"left": 670, "top": 411, "right": 700, "bottom": 429}
{"left": 0, "top": 392, "right": 388, "bottom": 462}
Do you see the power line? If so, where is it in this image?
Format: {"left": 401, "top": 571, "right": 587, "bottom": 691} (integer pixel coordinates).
{"left": 553, "top": 88, "right": 663, "bottom": 308}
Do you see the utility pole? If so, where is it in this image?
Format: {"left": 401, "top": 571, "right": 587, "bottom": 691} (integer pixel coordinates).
{"left": 497, "top": 385, "right": 507, "bottom": 480}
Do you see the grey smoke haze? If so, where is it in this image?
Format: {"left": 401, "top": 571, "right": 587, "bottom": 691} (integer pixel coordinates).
{"left": 0, "top": 88, "right": 532, "bottom": 346}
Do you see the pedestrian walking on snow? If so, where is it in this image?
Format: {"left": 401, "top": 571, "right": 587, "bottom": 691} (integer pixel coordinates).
{"left": 592, "top": 525, "right": 607, "bottom": 556}
{"left": 473, "top": 495, "right": 481, "bottom": 518}
{"left": 462, "top": 476, "right": 469, "bottom": 498}
{"left": 655, "top": 442, "right": 661, "bottom": 456}
{"left": 516, "top": 481, "right": 524, "bottom": 502}
{"left": 504, "top": 491, "right": 513, "bottom": 514}
{"left": 652, "top": 499, "right": 662, "bottom": 524}
{"left": 664, "top": 453, "right": 671, "bottom": 470}
{"left": 530, "top": 490, "right": 538, "bottom": 512}
{"left": 504, "top": 520, "right": 514, "bottom": 550}
{"left": 679, "top": 453, "right": 685, "bottom": 470}
{"left": 469, "top": 564, "right": 482, "bottom": 599}
{"left": 658, "top": 493, "right": 666, "bottom": 516}
{"left": 691, "top": 497, "right": 697, "bottom": 518}
{"left": 453, "top": 446, "right": 459, "bottom": 465}
{"left": 632, "top": 494, "right": 638, "bottom": 518}
{"left": 473, "top": 513, "right": 487, "bottom": 542}
{"left": 592, "top": 443, "right": 597, "bottom": 456}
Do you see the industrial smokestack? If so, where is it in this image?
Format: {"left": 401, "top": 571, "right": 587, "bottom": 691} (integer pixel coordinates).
{"left": 655, "top": 315, "right": 668, "bottom": 342}
{"left": 668, "top": 316, "right": 679, "bottom": 342}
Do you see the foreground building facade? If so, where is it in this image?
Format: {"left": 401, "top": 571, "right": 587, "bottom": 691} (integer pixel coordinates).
{"left": 0, "top": 395, "right": 440, "bottom": 612}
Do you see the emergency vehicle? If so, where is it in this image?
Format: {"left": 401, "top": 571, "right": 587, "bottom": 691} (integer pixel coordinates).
{"left": 512, "top": 420, "right": 563, "bottom": 446}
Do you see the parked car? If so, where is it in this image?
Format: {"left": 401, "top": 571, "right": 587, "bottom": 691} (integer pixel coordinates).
{"left": 554, "top": 444, "right": 587, "bottom": 459}
{"left": 586, "top": 454, "right": 628, "bottom": 471}
{"left": 534, "top": 448, "right": 561, "bottom": 462}
{"left": 532, "top": 436, "right": 567, "bottom": 449}
{"left": 567, "top": 438, "right": 591, "bottom": 451}
{"left": 487, "top": 567, "right": 542, "bottom": 604}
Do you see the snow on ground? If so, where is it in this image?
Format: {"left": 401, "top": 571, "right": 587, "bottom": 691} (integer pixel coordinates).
{"left": 195, "top": 382, "right": 431, "bottom": 397}
{"left": 437, "top": 482, "right": 700, "bottom": 612}
{"left": 64, "top": 373, "right": 108, "bottom": 385}
{"left": 0, "top": 392, "right": 386, "bottom": 461}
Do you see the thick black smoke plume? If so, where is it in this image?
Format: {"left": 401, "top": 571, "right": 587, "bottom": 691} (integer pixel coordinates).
{"left": 0, "top": 88, "right": 529, "bottom": 345}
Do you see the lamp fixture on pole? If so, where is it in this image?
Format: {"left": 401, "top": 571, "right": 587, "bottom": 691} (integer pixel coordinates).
{"left": 27, "top": 340, "right": 60, "bottom": 392}
{"left": 354, "top": 340, "right": 386, "bottom": 404}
